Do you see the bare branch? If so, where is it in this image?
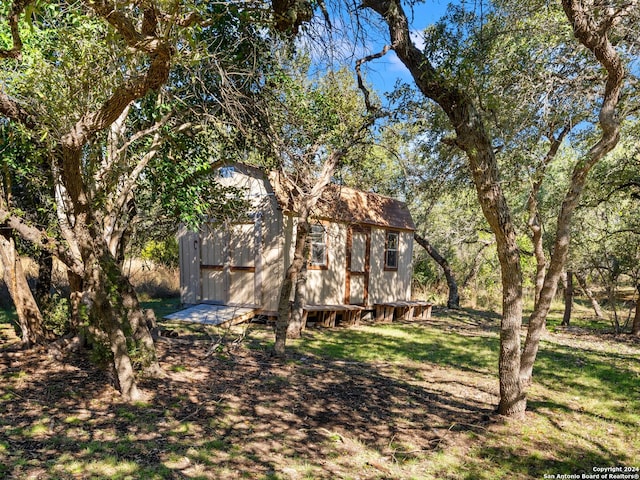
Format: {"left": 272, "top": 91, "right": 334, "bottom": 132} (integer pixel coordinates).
{"left": 355, "top": 45, "right": 391, "bottom": 111}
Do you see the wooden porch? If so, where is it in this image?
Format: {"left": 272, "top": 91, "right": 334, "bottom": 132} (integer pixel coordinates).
{"left": 303, "top": 304, "right": 365, "bottom": 327}
{"left": 373, "top": 301, "right": 433, "bottom": 323}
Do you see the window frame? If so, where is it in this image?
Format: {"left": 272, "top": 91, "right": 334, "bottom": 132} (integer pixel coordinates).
{"left": 308, "top": 222, "right": 329, "bottom": 270}
{"left": 384, "top": 230, "right": 400, "bottom": 271}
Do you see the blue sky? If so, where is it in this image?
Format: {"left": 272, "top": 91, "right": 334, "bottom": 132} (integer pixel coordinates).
{"left": 302, "top": 1, "right": 454, "bottom": 95}
{"left": 361, "top": 0, "right": 451, "bottom": 93}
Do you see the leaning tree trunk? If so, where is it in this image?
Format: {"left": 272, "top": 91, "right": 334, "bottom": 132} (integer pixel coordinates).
{"left": 0, "top": 0, "right": 172, "bottom": 399}
{"left": 271, "top": 129, "right": 366, "bottom": 357}
{"left": 288, "top": 245, "right": 309, "bottom": 338}
{"left": 561, "top": 270, "right": 573, "bottom": 326}
{"left": 575, "top": 271, "right": 604, "bottom": 319}
{"left": 414, "top": 233, "right": 460, "bottom": 309}
{"left": 363, "top": 0, "right": 526, "bottom": 417}
{"left": 86, "top": 259, "right": 142, "bottom": 401}
{"left": 82, "top": 246, "right": 162, "bottom": 400}
{"left": 99, "top": 250, "right": 162, "bottom": 376}
{"left": 363, "top": 0, "right": 624, "bottom": 419}
{"left": 527, "top": 126, "right": 569, "bottom": 308}
{"left": 519, "top": 0, "right": 624, "bottom": 387}
{"left": 0, "top": 233, "right": 49, "bottom": 346}
{"left": 59, "top": 144, "right": 161, "bottom": 398}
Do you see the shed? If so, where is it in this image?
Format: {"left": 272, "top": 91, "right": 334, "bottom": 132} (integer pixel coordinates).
{"left": 178, "top": 164, "right": 416, "bottom": 315}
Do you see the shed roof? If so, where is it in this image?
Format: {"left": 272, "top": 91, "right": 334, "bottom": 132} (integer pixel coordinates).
{"left": 269, "top": 172, "right": 415, "bottom": 231}
{"left": 315, "top": 185, "right": 415, "bottom": 231}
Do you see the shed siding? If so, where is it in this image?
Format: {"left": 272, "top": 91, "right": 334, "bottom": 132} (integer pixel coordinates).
{"left": 179, "top": 164, "right": 415, "bottom": 311}
{"left": 369, "top": 228, "right": 413, "bottom": 304}
{"left": 261, "top": 197, "right": 284, "bottom": 312}
{"left": 178, "top": 226, "right": 200, "bottom": 304}
{"left": 306, "top": 222, "right": 347, "bottom": 305}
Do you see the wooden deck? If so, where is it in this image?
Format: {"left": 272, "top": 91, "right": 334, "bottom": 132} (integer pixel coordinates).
{"left": 303, "top": 304, "right": 365, "bottom": 327}
{"left": 374, "top": 301, "right": 433, "bottom": 323}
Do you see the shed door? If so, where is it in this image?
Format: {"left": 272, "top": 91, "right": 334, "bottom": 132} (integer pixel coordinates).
{"left": 345, "top": 226, "right": 370, "bottom": 305}
{"left": 200, "top": 222, "right": 258, "bottom": 306}
{"left": 228, "top": 223, "right": 257, "bottom": 305}
{"left": 200, "top": 225, "right": 227, "bottom": 304}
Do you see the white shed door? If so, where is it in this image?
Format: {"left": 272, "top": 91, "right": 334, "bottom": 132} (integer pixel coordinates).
{"left": 200, "top": 226, "right": 227, "bottom": 303}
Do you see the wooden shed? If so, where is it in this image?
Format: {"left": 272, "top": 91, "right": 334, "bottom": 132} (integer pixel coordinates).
{"left": 178, "top": 164, "right": 416, "bottom": 317}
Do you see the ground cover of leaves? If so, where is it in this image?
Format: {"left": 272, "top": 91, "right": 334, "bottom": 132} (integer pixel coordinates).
{"left": 0, "top": 309, "right": 638, "bottom": 479}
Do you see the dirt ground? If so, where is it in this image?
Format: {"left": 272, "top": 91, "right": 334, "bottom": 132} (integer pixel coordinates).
{"left": 0, "top": 319, "right": 498, "bottom": 479}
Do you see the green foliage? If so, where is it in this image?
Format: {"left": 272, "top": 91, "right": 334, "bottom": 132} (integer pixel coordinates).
{"left": 412, "top": 256, "right": 439, "bottom": 287}
{"left": 251, "top": 61, "right": 375, "bottom": 176}
{"left": 88, "top": 338, "right": 112, "bottom": 369}
{"left": 517, "top": 235, "right": 537, "bottom": 289}
{"left": 42, "top": 294, "right": 70, "bottom": 337}
{"left": 0, "top": 1, "right": 126, "bottom": 136}
{"left": 140, "top": 239, "right": 179, "bottom": 268}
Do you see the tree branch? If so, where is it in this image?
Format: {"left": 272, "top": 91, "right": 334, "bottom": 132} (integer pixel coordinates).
{"left": 0, "top": 0, "right": 34, "bottom": 59}
{"left": 0, "top": 209, "right": 83, "bottom": 276}
{"left": 0, "top": 91, "right": 38, "bottom": 129}
{"left": 355, "top": 45, "right": 391, "bottom": 111}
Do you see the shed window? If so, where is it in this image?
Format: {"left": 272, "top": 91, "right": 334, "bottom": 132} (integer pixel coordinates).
{"left": 385, "top": 231, "right": 399, "bottom": 270}
{"left": 309, "top": 224, "right": 327, "bottom": 267}
{"left": 218, "top": 166, "right": 235, "bottom": 178}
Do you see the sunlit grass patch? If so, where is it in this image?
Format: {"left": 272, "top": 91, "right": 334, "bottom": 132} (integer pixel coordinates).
{"left": 27, "top": 419, "right": 50, "bottom": 437}
{"left": 288, "top": 322, "right": 498, "bottom": 373}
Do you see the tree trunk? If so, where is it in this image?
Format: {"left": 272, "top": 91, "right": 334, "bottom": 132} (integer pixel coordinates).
{"left": 83, "top": 249, "right": 161, "bottom": 399}
{"left": 527, "top": 127, "right": 569, "bottom": 308}
{"left": 606, "top": 284, "right": 620, "bottom": 334}
{"left": 362, "top": 0, "right": 526, "bottom": 417}
{"left": 92, "top": 285, "right": 142, "bottom": 402}
{"left": 67, "top": 268, "right": 87, "bottom": 346}
{"left": 0, "top": 0, "right": 172, "bottom": 400}
{"left": 288, "top": 248, "right": 309, "bottom": 338}
{"left": 110, "top": 255, "right": 162, "bottom": 376}
{"left": 35, "top": 250, "right": 53, "bottom": 308}
{"left": 363, "top": 0, "right": 624, "bottom": 418}
{"left": 562, "top": 270, "right": 573, "bottom": 326}
{"left": 274, "top": 218, "right": 310, "bottom": 356}
{"left": 414, "top": 233, "right": 460, "bottom": 309}
{"left": 530, "top": 217, "right": 547, "bottom": 307}
{"left": 632, "top": 284, "right": 640, "bottom": 336}
{"left": 0, "top": 233, "right": 49, "bottom": 346}
{"left": 518, "top": 0, "right": 624, "bottom": 388}
{"left": 575, "top": 271, "right": 604, "bottom": 319}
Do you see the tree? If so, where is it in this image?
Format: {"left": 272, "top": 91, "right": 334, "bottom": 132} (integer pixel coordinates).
{"left": 359, "top": 0, "right": 632, "bottom": 417}
{"left": 572, "top": 130, "right": 640, "bottom": 332}
{"left": 245, "top": 64, "right": 377, "bottom": 356}
{"left": 0, "top": 0, "right": 274, "bottom": 398}
{"left": 339, "top": 106, "right": 468, "bottom": 309}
